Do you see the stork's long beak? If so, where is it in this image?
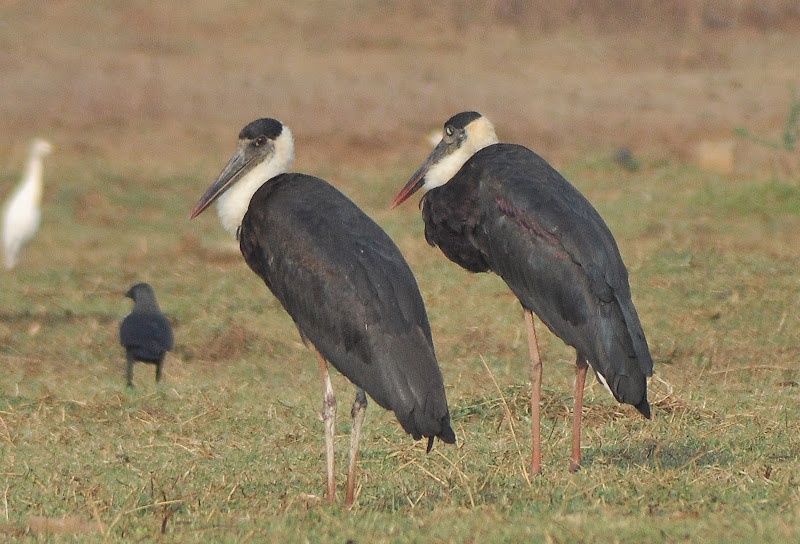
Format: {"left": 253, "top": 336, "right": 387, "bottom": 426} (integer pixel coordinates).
{"left": 190, "top": 146, "right": 251, "bottom": 219}
{"left": 391, "top": 139, "right": 449, "bottom": 209}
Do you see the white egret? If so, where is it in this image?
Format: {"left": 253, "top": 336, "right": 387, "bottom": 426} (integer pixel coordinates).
{"left": 2, "top": 138, "right": 53, "bottom": 269}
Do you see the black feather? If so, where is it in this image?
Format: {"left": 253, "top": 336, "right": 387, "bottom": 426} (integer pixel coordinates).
{"left": 421, "top": 143, "right": 652, "bottom": 416}
{"left": 239, "top": 174, "right": 455, "bottom": 445}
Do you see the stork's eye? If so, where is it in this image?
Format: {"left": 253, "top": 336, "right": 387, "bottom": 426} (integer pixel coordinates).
{"left": 445, "top": 126, "right": 454, "bottom": 137}
{"left": 254, "top": 136, "right": 267, "bottom": 147}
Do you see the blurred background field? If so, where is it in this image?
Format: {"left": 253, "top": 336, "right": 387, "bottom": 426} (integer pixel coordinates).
{"left": 1, "top": 1, "right": 799, "bottom": 542}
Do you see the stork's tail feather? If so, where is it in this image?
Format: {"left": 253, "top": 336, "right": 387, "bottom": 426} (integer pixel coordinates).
{"left": 634, "top": 397, "right": 651, "bottom": 419}
{"left": 400, "top": 402, "right": 456, "bottom": 453}
{"left": 425, "top": 415, "right": 457, "bottom": 453}
{"left": 605, "top": 368, "right": 650, "bottom": 419}
{"left": 437, "top": 416, "right": 457, "bottom": 444}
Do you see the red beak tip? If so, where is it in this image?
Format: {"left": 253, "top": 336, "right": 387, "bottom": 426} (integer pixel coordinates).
{"left": 189, "top": 205, "right": 204, "bottom": 220}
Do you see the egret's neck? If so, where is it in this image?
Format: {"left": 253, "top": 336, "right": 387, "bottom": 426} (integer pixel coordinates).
{"left": 20, "top": 153, "right": 46, "bottom": 203}
{"left": 216, "top": 128, "right": 295, "bottom": 237}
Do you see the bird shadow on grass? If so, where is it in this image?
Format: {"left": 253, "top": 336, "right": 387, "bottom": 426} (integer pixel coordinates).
{"left": 583, "top": 394, "right": 736, "bottom": 470}
{"left": 583, "top": 438, "right": 736, "bottom": 471}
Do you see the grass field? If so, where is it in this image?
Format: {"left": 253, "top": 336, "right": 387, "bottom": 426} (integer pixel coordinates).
{"left": 2, "top": 1, "right": 800, "bottom": 542}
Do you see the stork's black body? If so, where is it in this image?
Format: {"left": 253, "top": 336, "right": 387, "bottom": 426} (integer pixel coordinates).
{"left": 240, "top": 173, "right": 455, "bottom": 443}
{"left": 421, "top": 144, "right": 652, "bottom": 412}
{"left": 393, "top": 111, "right": 652, "bottom": 475}
{"left": 120, "top": 282, "right": 173, "bottom": 388}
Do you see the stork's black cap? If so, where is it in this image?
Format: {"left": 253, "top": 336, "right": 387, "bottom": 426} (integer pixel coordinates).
{"left": 445, "top": 111, "right": 483, "bottom": 130}
{"left": 239, "top": 118, "right": 284, "bottom": 141}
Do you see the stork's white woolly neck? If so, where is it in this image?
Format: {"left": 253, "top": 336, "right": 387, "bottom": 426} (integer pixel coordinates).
{"left": 215, "top": 127, "right": 295, "bottom": 237}
{"left": 422, "top": 116, "right": 498, "bottom": 192}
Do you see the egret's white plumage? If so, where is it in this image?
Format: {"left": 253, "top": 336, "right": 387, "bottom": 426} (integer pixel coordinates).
{"left": 2, "top": 138, "right": 52, "bottom": 269}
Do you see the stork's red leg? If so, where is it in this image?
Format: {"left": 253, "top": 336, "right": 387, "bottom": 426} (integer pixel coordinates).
{"left": 316, "top": 350, "right": 337, "bottom": 503}
{"left": 524, "top": 309, "right": 543, "bottom": 477}
{"left": 345, "top": 388, "right": 367, "bottom": 507}
{"left": 570, "top": 354, "right": 589, "bottom": 472}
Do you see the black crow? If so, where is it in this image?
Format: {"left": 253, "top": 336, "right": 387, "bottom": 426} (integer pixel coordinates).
{"left": 120, "top": 282, "right": 174, "bottom": 388}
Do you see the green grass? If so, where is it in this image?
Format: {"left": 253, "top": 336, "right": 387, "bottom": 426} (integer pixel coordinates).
{"left": 2, "top": 157, "right": 800, "bottom": 542}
